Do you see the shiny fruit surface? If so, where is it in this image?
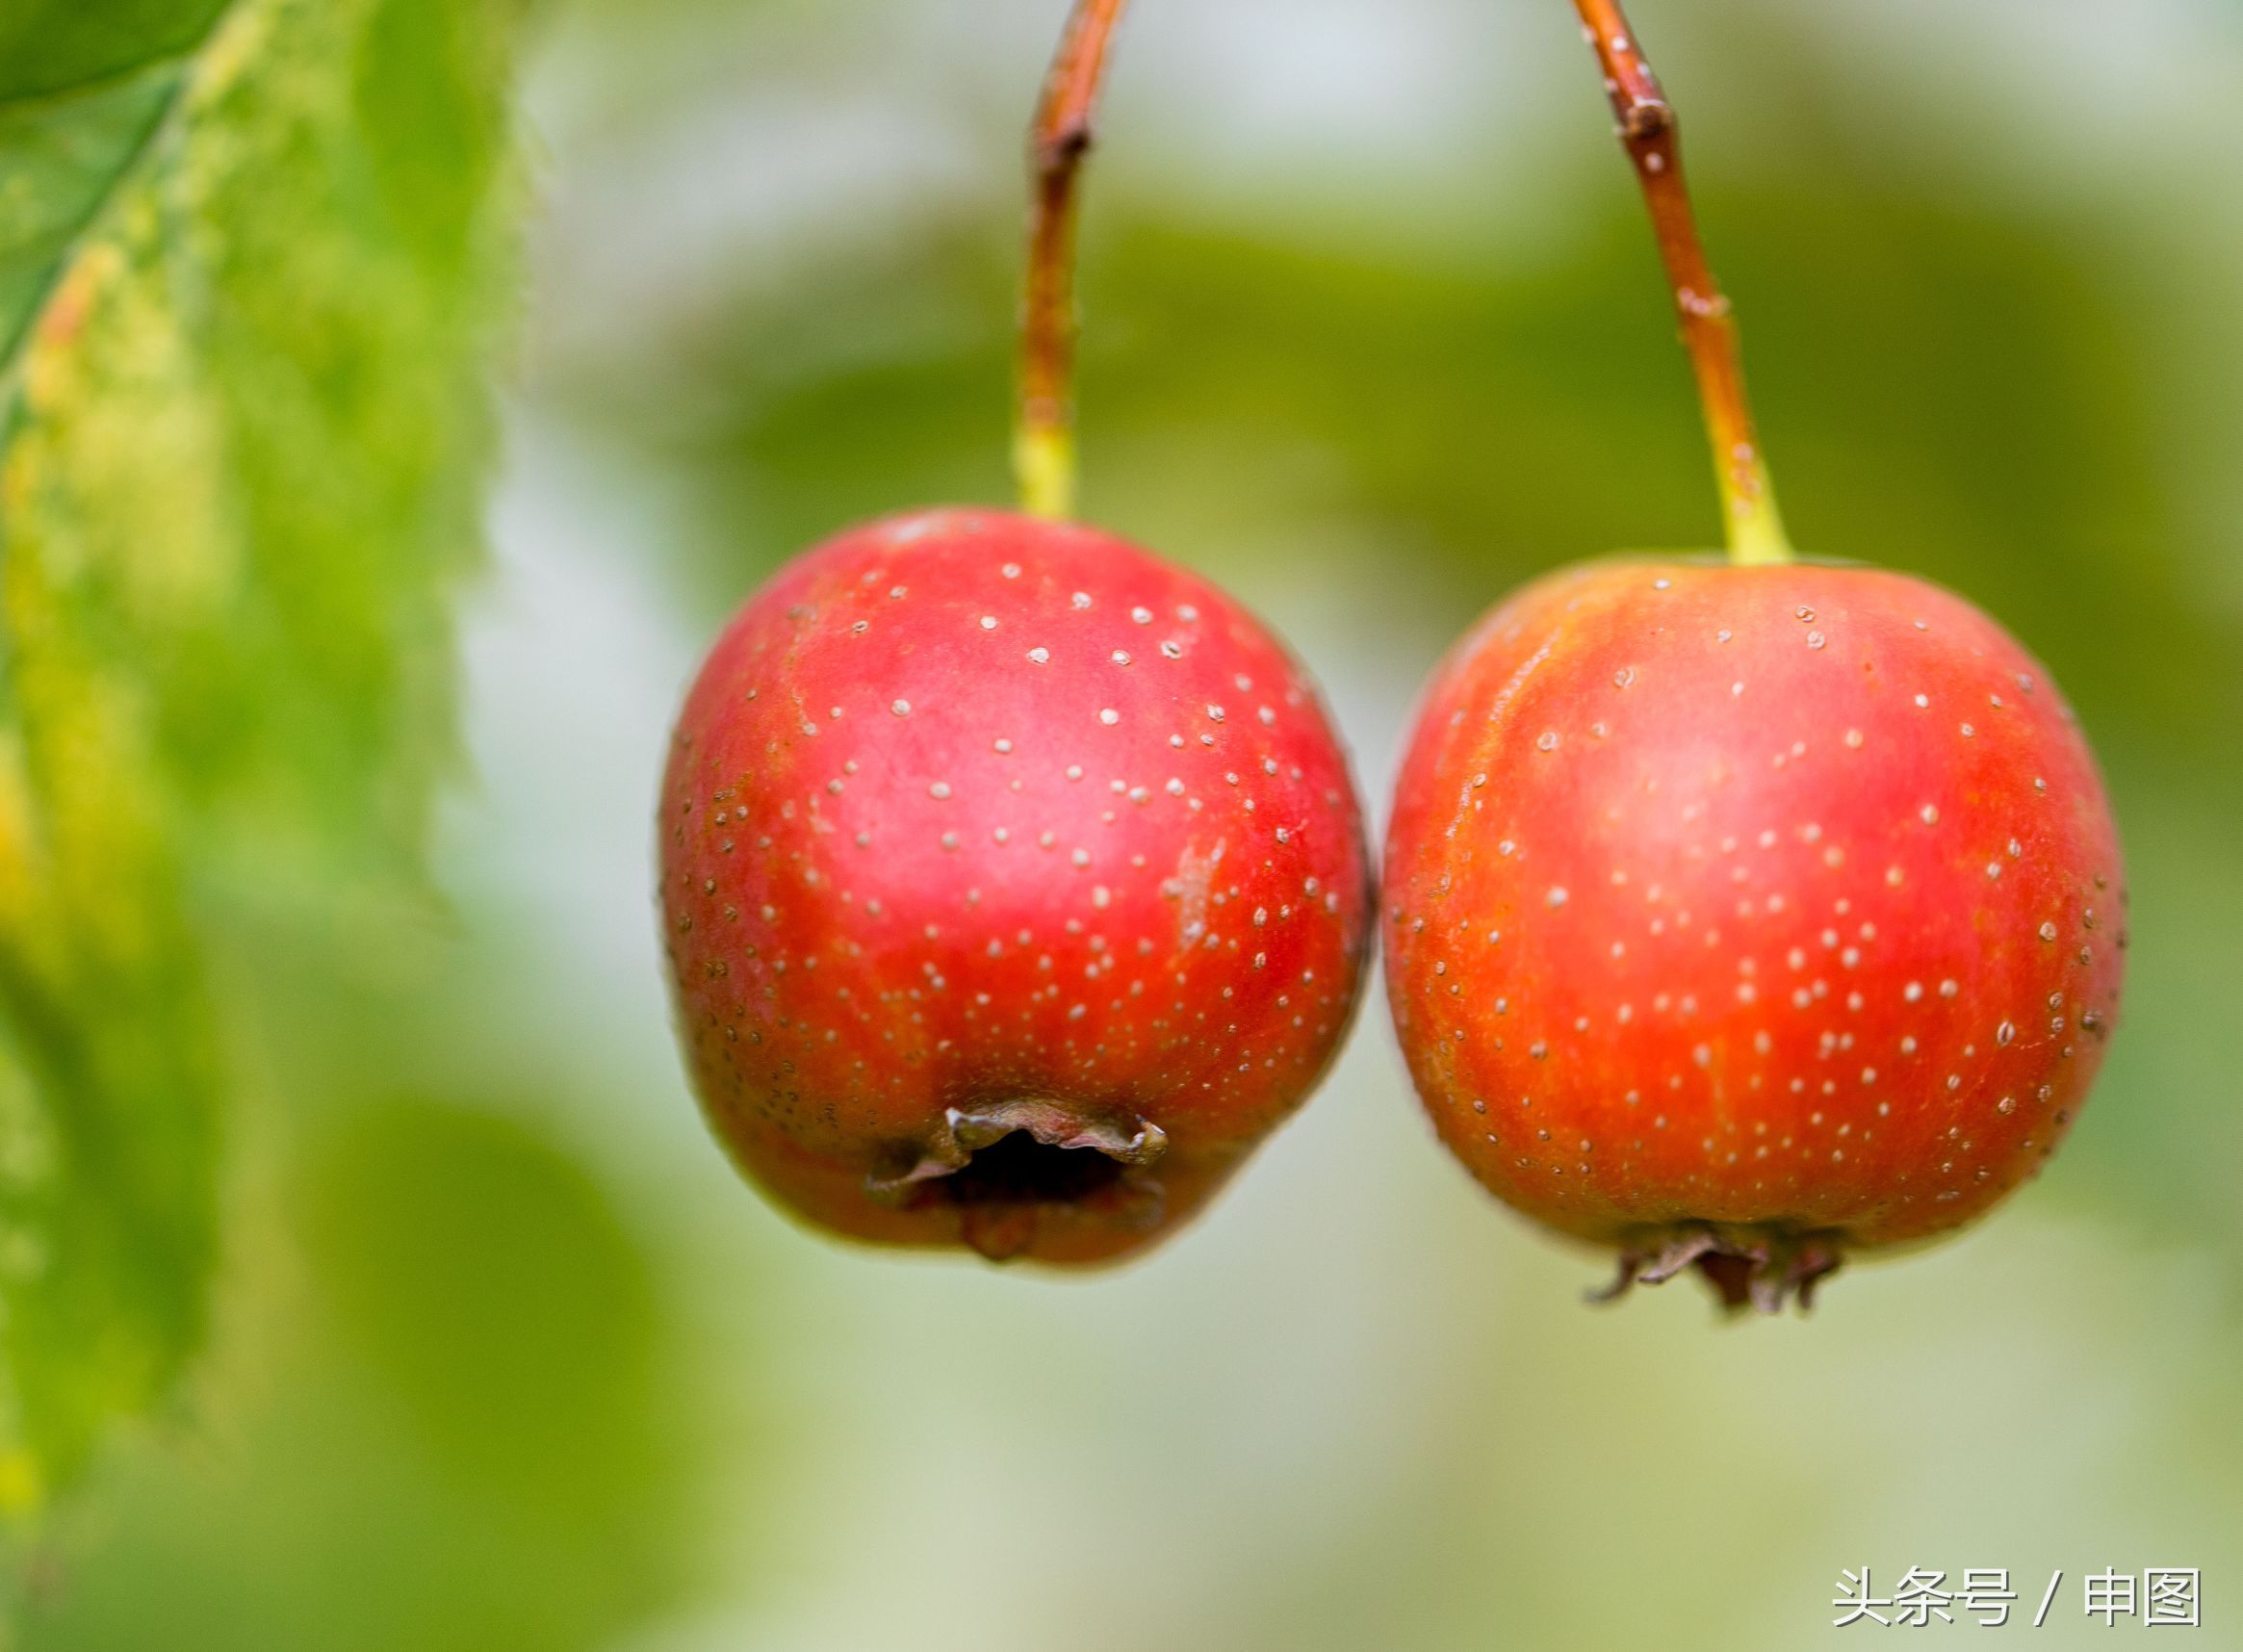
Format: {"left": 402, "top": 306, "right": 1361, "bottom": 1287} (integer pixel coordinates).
{"left": 1382, "top": 557, "right": 2125, "bottom": 1307}
{"left": 662, "top": 508, "right": 1372, "bottom": 1264}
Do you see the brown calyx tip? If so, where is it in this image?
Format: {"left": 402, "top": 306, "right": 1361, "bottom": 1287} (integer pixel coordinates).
{"left": 1587, "top": 1224, "right": 1843, "bottom": 1317}
{"left": 864, "top": 1098, "right": 1170, "bottom": 1261}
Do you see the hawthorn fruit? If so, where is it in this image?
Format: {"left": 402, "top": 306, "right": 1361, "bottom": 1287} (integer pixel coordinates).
{"left": 1380, "top": 0, "right": 2127, "bottom": 1309}
{"left": 657, "top": 3, "right": 1370, "bottom": 1264}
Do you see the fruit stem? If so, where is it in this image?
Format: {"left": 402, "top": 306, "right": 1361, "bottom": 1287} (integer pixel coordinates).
{"left": 1569, "top": 0, "right": 1792, "bottom": 564}
{"left": 1016, "top": 0, "right": 1130, "bottom": 522}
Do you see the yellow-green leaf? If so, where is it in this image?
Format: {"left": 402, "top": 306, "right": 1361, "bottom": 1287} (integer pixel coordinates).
{"left": 0, "top": 0, "right": 520, "bottom": 1502}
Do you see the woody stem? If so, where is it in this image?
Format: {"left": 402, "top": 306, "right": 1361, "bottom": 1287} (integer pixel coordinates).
{"left": 1570, "top": 0, "right": 1792, "bottom": 564}
{"left": 1015, "top": 0, "right": 1129, "bottom": 521}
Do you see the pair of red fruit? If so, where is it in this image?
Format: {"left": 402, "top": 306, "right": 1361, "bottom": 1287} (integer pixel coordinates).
{"left": 659, "top": 0, "right": 2126, "bottom": 1311}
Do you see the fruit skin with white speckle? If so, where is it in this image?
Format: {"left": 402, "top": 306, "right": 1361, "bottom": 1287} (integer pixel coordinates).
{"left": 1382, "top": 557, "right": 2127, "bottom": 1310}
{"left": 662, "top": 507, "right": 1373, "bottom": 1266}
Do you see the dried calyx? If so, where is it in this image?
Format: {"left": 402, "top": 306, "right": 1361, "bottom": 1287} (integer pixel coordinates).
{"left": 866, "top": 1098, "right": 1170, "bottom": 1260}
{"left": 1590, "top": 1223, "right": 1845, "bottom": 1316}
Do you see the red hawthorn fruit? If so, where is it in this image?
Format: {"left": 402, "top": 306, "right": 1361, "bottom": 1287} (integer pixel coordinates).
{"left": 660, "top": 508, "right": 1372, "bottom": 1265}
{"left": 1381, "top": 559, "right": 2126, "bottom": 1309}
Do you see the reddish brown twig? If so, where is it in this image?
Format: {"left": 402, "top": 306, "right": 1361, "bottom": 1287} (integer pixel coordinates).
{"left": 1016, "top": 0, "right": 1129, "bottom": 520}
{"left": 1571, "top": 0, "right": 1791, "bottom": 562}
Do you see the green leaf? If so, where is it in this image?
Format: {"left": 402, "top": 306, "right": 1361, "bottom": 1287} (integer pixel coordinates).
{"left": 0, "top": 3, "right": 229, "bottom": 378}
{"left": 0, "top": 5, "right": 231, "bottom": 105}
{"left": 0, "top": 0, "right": 520, "bottom": 1504}
{"left": 18, "top": 1099, "right": 700, "bottom": 1652}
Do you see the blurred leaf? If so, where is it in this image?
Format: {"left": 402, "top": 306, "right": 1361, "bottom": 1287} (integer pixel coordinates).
{"left": 0, "top": 0, "right": 520, "bottom": 1501}
{"left": 20, "top": 1099, "right": 694, "bottom": 1652}
{"left": 0, "top": 5, "right": 230, "bottom": 105}
{"left": 0, "top": 2, "right": 229, "bottom": 369}
{"left": 308, "top": 1100, "right": 669, "bottom": 1525}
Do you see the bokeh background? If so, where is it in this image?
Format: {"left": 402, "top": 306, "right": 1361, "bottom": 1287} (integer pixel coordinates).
{"left": 20, "top": 0, "right": 2243, "bottom": 1645}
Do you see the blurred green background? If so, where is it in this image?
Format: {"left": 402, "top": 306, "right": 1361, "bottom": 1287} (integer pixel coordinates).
{"left": 13, "top": 0, "right": 2243, "bottom": 1645}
